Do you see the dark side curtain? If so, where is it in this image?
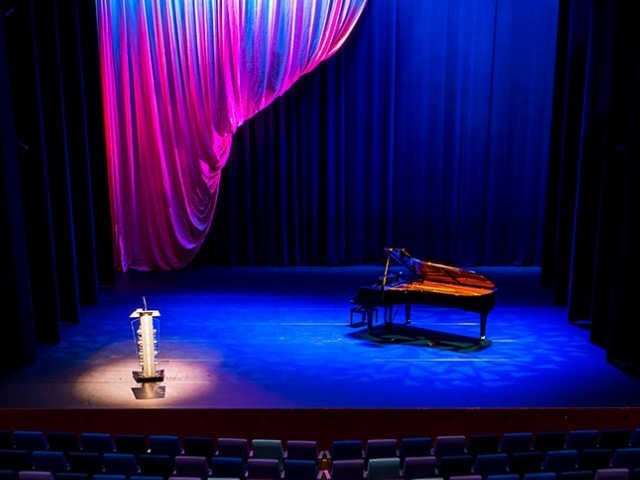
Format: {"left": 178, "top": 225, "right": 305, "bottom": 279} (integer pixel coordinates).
{"left": 542, "top": 0, "right": 640, "bottom": 372}
{"left": 0, "top": 0, "right": 111, "bottom": 369}
{"left": 197, "top": 0, "right": 559, "bottom": 267}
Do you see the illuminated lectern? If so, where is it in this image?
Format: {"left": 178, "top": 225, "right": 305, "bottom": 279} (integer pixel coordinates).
{"left": 130, "top": 297, "right": 165, "bottom": 399}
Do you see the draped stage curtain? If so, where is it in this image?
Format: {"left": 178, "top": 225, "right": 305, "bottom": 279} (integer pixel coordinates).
{"left": 96, "top": 0, "right": 367, "bottom": 271}
{"left": 1, "top": 0, "right": 110, "bottom": 368}
{"left": 199, "top": 0, "right": 560, "bottom": 266}
{"left": 542, "top": 0, "right": 640, "bottom": 372}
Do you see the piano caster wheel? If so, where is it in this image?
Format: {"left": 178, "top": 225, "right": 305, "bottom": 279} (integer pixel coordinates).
{"left": 480, "top": 335, "right": 486, "bottom": 342}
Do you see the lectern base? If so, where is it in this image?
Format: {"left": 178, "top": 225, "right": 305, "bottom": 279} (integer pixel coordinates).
{"left": 132, "top": 369, "right": 164, "bottom": 383}
{"left": 132, "top": 383, "right": 166, "bottom": 399}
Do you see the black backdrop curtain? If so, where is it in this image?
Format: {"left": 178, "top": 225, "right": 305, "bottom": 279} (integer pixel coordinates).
{"left": 0, "top": 0, "right": 110, "bottom": 369}
{"left": 197, "top": 0, "right": 559, "bottom": 267}
{"left": 542, "top": 0, "right": 640, "bottom": 372}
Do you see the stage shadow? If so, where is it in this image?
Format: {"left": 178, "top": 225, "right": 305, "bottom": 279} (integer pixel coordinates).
{"left": 347, "top": 323, "right": 492, "bottom": 353}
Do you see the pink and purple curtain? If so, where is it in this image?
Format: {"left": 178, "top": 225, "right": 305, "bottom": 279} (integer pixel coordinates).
{"left": 96, "top": 0, "right": 366, "bottom": 270}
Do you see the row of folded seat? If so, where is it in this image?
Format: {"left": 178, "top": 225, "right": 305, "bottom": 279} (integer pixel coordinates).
{"left": 329, "top": 448, "right": 640, "bottom": 479}
{"left": 1, "top": 430, "right": 640, "bottom": 480}
{"left": 327, "top": 431, "right": 640, "bottom": 461}
{"left": 0, "top": 433, "right": 314, "bottom": 460}
{"left": 3, "top": 430, "right": 640, "bottom": 459}
{"left": 0, "top": 451, "right": 317, "bottom": 479}
{"left": 2, "top": 446, "right": 640, "bottom": 480}
{"left": 0, "top": 462, "right": 638, "bottom": 480}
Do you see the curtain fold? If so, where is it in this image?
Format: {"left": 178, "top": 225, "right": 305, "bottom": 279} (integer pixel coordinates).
{"left": 96, "top": 0, "right": 367, "bottom": 271}
{"left": 199, "top": 0, "right": 559, "bottom": 266}
{"left": 542, "top": 0, "right": 640, "bottom": 372}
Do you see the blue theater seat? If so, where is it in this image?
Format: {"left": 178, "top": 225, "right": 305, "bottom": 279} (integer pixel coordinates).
{"left": 80, "top": 433, "right": 114, "bottom": 454}
{"left": 148, "top": 436, "right": 182, "bottom": 457}
{"left": 543, "top": 450, "right": 578, "bottom": 474}
{"left": 13, "top": 431, "right": 48, "bottom": 451}
{"left": 331, "top": 459, "right": 364, "bottom": 480}
{"left": 102, "top": 453, "right": 140, "bottom": 476}
{"left": 366, "top": 457, "right": 400, "bottom": 480}
{"left": 285, "top": 441, "right": 318, "bottom": 461}
{"left": 31, "top": 450, "right": 69, "bottom": 473}
{"left": 217, "top": 439, "right": 249, "bottom": 461}
{"left": 402, "top": 456, "right": 437, "bottom": 479}
{"left": 174, "top": 456, "right": 210, "bottom": 479}
{"left": 365, "top": 440, "right": 397, "bottom": 460}
{"left": 114, "top": 434, "right": 148, "bottom": 456}
{"left": 331, "top": 441, "right": 363, "bottom": 461}
{"left": 182, "top": 437, "right": 215, "bottom": 458}
{"left": 210, "top": 456, "right": 245, "bottom": 479}
{"left": 284, "top": 459, "right": 317, "bottom": 480}
{"left": 45, "top": 434, "right": 80, "bottom": 454}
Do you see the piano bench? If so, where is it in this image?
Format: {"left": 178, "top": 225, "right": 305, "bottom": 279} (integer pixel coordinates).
{"left": 350, "top": 305, "right": 378, "bottom": 327}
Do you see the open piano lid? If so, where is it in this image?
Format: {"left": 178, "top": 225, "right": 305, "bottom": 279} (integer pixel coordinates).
{"left": 383, "top": 247, "right": 495, "bottom": 291}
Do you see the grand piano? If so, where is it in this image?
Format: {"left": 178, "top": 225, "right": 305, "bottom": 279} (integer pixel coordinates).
{"left": 352, "top": 247, "right": 496, "bottom": 341}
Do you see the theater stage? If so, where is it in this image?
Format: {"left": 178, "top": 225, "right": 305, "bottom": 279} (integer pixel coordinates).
{"left": 1, "top": 265, "right": 639, "bottom": 410}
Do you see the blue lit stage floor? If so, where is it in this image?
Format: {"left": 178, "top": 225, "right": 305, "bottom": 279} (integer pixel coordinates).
{"left": 1, "top": 266, "right": 640, "bottom": 408}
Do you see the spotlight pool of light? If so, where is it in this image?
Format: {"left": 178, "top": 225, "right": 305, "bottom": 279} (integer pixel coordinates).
{"left": 73, "top": 341, "right": 222, "bottom": 407}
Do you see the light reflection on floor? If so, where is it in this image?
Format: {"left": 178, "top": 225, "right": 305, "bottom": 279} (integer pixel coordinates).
{"left": 1, "top": 266, "right": 640, "bottom": 408}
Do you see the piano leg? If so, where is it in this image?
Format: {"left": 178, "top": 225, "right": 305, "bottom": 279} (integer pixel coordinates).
{"left": 384, "top": 306, "right": 393, "bottom": 327}
{"left": 480, "top": 312, "right": 488, "bottom": 342}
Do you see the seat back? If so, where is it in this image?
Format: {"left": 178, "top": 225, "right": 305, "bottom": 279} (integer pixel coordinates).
{"left": 284, "top": 459, "right": 317, "bottom": 480}
{"left": 534, "top": 433, "right": 566, "bottom": 452}
{"left": 285, "top": 441, "right": 318, "bottom": 461}
{"left": 595, "top": 468, "right": 630, "bottom": 480}
{"left": 473, "top": 453, "right": 509, "bottom": 476}
{"left": 102, "top": 453, "right": 140, "bottom": 475}
{"left": 46, "top": 433, "right": 80, "bottom": 453}
{"left": 217, "top": 438, "right": 249, "bottom": 461}
{"left": 68, "top": 452, "right": 103, "bottom": 474}
{"left": 210, "top": 456, "right": 246, "bottom": 479}
{"left": 508, "top": 451, "right": 545, "bottom": 475}
{"left": 251, "top": 439, "right": 284, "bottom": 462}
{"left": 600, "top": 431, "right": 632, "bottom": 450}
{"left": 403, "top": 456, "right": 437, "bottom": 480}
{"left": 434, "top": 436, "right": 466, "bottom": 457}
{"left": 137, "top": 454, "right": 175, "bottom": 478}
{"left": 611, "top": 449, "right": 640, "bottom": 470}
{"left": 543, "top": 450, "right": 578, "bottom": 473}
{"left": 578, "top": 448, "right": 613, "bottom": 471}
{"left": 331, "top": 459, "right": 365, "bottom": 480}
{"left": 247, "top": 458, "right": 280, "bottom": 479}
{"left": 31, "top": 450, "right": 69, "bottom": 473}
{"left": 80, "top": 433, "right": 114, "bottom": 453}
{"left": 500, "top": 433, "right": 533, "bottom": 454}
{"left": 365, "top": 440, "right": 397, "bottom": 460}
{"left": 399, "top": 438, "right": 432, "bottom": 465}
{"left": 366, "top": 457, "right": 400, "bottom": 480}
{"left": 0, "top": 450, "right": 31, "bottom": 471}
{"left": 182, "top": 437, "right": 215, "bottom": 458}
{"left": 566, "top": 431, "right": 598, "bottom": 451}
{"left": 114, "top": 434, "right": 148, "bottom": 456}
{"left": 331, "top": 441, "right": 363, "bottom": 461}
{"left": 174, "top": 455, "right": 210, "bottom": 479}
{"left": 148, "top": 435, "right": 182, "bottom": 457}
{"left": 467, "top": 435, "right": 501, "bottom": 457}
{"left": 18, "top": 472, "right": 54, "bottom": 480}
{"left": 13, "top": 431, "right": 48, "bottom": 451}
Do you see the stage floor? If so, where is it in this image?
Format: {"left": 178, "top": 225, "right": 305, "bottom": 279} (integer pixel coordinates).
{"left": 1, "top": 265, "right": 640, "bottom": 408}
